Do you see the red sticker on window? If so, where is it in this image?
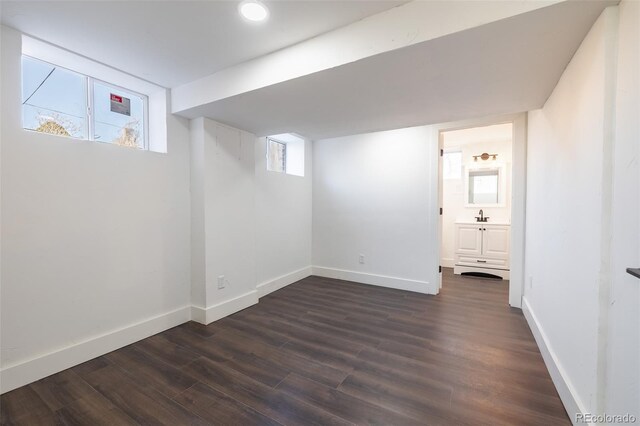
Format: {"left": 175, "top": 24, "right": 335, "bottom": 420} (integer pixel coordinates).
{"left": 110, "top": 93, "right": 130, "bottom": 116}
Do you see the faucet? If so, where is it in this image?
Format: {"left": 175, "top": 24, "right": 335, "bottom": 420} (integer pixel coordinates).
{"left": 476, "top": 209, "right": 489, "bottom": 222}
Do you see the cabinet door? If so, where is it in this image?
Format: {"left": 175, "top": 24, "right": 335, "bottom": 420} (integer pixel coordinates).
{"left": 482, "top": 226, "right": 510, "bottom": 259}
{"left": 455, "top": 225, "right": 483, "bottom": 256}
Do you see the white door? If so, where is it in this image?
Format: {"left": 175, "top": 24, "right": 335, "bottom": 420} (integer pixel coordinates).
{"left": 482, "top": 226, "right": 510, "bottom": 259}
{"left": 456, "top": 224, "right": 482, "bottom": 256}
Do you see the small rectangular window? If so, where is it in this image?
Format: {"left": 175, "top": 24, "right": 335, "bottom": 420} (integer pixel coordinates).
{"left": 21, "top": 55, "right": 148, "bottom": 149}
{"left": 92, "top": 81, "right": 146, "bottom": 149}
{"left": 22, "top": 56, "right": 88, "bottom": 139}
{"left": 267, "top": 138, "right": 286, "bottom": 173}
{"left": 443, "top": 150, "right": 462, "bottom": 180}
{"left": 265, "top": 133, "right": 305, "bottom": 177}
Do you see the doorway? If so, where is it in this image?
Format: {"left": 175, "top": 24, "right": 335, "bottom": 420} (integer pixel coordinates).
{"left": 432, "top": 114, "right": 527, "bottom": 308}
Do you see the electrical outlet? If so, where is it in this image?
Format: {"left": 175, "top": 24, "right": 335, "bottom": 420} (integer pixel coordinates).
{"left": 218, "top": 275, "right": 226, "bottom": 289}
{"left": 528, "top": 276, "right": 533, "bottom": 289}
{"left": 359, "top": 254, "right": 365, "bottom": 264}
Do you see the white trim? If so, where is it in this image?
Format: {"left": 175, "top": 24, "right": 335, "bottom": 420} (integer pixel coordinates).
{"left": 453, "top": 265, "right": 510, "bottom": 280}
{"left": 433, "top": 112, "right": 527, "bottom": 308}
{"left": 312, "top": 266, "right": 432, "bottom": 294}
{"left": 191, "top": 290, "right": 259, "bottom": 325}
{"left": 21, "top": 34, "right": 168, "bottom": 154}
{"left": 0, "top": 306, "right": 190, "bottom": 394}
{"left": 22, "top": 35, "right": 164, "bottom": 94}
{"left": 522, "top": 297, "right": 586, "bottom": 425}
{"left": 441, "top": 258, "right": 455, "bottom": 268}
{"left": 256, "top": 266, "right": 313, "bottom": 298}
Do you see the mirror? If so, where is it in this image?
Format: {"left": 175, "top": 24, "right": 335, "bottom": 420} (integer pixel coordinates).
{"left": 465, "top": 166, "right": 504, "bottom": 206}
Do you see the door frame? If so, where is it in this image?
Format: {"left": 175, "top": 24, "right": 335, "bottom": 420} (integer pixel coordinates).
{"left": 431, "top": 113, "right": 527, "bottom": 308}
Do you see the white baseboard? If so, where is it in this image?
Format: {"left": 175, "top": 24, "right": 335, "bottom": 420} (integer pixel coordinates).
{"left": 191, "top": 290, "right": 259, "bottom": 325}
{"left": 0, "top": 306, "right": 190, "bottom": 394}
{"left": 454, "top": 264, "right": 510, "bottom": 280}
{"left": 256, "top": 266, "right": 312, "bottom": 298}
{"left": 1, "top": 266, "right": 431, "bottom": 395}
{"left": 441, "top": 258, "right": 455, "bottom": 268}
{"left": 522, "top": 297, "right": 585, "bottom": 424}
{"left": 312, "top": 266, "right": 432, "bottom": 294}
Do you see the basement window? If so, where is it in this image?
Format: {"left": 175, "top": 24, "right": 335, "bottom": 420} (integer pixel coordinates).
{"left": 267, "top": 138, "right": 286, "bottom": 173}
{"left": 443, "top": 150, "right": 462, "bottom": 180}
{"left": 22, "top": 56, "right": 148, "bottom": 149}
{"left": 266, "top": 133, "right": 305, "bottom": 177}
{"left": 21, "top": 35, "right": 167, "bottom": 153}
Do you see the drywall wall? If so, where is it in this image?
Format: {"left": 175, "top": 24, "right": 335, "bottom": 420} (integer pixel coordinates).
{"left": 441, "top": 138, "right": 512, "bottom": 267}
{"left": 605, "top": 0, "right": 639, "bottom": 419}
{"left": 189, "top": 118, "right": 206, "bottom": 310}
{"left": 255, "top": 136, "right": 312, "bottom": 295}
{"left": 312, "top": 125, "right": 438, "bottom": 294}
{"left": 524, "top": 7, "right": 617, "bottom": 418}
{"left": 189, "top": 118, "right": 258, "bottom": 323}
{"left": 189, "top": 118, "right": 313, "bottom": 323}
{"left": 0, "top": 26, "right": 191, "bottom": 392}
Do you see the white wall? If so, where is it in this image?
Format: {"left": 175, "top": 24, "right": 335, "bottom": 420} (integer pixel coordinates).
{"left": 203, "top": 119, "right": 257, "bottom": 313}
{"left": 189, "top": 118, "right": 313, "bottom": 323}
{"left": 524, "top": 6, "right": 626, "bottom": 419}
{"left": 605, "top": 0, "right": 639, "bottom": 419}
{"left": 255, "top": 137, "right": 312, "bottom": 292}
{"left": 0, "top": 26, "right": 192, "bottom": 391}
{"left": 312, "top": 126, "right": 438, "bottom": 293}
{"left": 441, "top": 138, "right": 512, "bottom": 267}
{"left": 0, "top": 27, "right": 314, "bottom": 392}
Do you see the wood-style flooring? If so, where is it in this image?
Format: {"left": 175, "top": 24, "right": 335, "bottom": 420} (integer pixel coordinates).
{"left": 0, "top": 269, "right": 570, "bottom": 425}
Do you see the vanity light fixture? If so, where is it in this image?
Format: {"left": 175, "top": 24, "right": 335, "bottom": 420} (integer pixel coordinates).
{"left": 239, "top": 0, "right": 269, "bottom": 22}
{"left": 473, "top": 152, "right": 498, "bottom": 161}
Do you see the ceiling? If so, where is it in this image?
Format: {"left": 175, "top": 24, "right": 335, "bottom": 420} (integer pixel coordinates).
{"left": 178, "top": 0, "right": 615, "bottom": 140}
{"left": 443, "top": 124, "right": 513, "bottom": 147}
{"left": 0, "top": 0, "right": 406, "bottom": 88}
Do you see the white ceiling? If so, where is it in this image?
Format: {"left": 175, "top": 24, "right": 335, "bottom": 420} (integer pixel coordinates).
{"left": 178, "top": 0, "right": 615, "bottom": 140}
{"left": 443, "top": 124, "right": 513, "bottom": 147}
{"left": 0, "top": 0, "right": 405, "bottom": 88}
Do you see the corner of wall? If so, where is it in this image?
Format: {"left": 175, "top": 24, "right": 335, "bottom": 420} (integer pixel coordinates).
{"left": 256, "top": 266, "right": 313, "bottom": 298}
{"left": 312, "top": 266, "right": 433, "bottom": 294}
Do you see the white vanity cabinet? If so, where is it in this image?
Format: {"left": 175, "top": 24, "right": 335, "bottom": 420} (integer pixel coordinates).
{"left": 454, "top": 223, "right": 510, "bottom": 279}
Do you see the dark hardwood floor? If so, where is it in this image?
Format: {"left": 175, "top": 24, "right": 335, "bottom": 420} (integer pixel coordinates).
{"left": 1, "top": 269, "right": 570, "bottom": 425}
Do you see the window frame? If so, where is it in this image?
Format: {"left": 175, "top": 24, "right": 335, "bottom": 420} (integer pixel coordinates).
{"left": 442, "top": 149, "right": 463, "bottom": 180}
{"left": 89, "top": 77, "right": 150, "bottom": 150}
{"left": 266, "top": 137, "right": 287, "bottom": 173}
{"left": 22, "top": 54, "right": 150, "bottom": 150}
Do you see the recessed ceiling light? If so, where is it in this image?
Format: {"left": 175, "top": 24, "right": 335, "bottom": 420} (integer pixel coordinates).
{"left": 239, "top": 0, "right": 269, "bottom": 22}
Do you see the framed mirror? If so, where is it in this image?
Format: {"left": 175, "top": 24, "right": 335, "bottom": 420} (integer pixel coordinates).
{"left": 465, "top": 165, "right": 505, "bottom": 206}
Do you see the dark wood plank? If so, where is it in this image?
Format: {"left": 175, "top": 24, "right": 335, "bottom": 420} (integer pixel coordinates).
{"left": 53, "top": 379, "right": 138, "bottom": 426}
{"left": 174, "top": 382, "right": 281, "bottom": 426}
{"left": 28, "top": 369, "right": 101, "bottom": 412}
{"left": 0, "top": 385, "right": 56, "bottom": 425}
{"left": 210, "top": 329, "right": 349, "bottom": 387}
{"left": 183, "top": 357, "right": 352, "bottom": 425}
{"left": 105, "top": 344, "right": 198, "bottom": 398}
{"left": 338, "top": 369, "right": 453, "bottom": 424}
{"left": 277, "top": 373, "right": 425, "bottom": 426}
{"left": 131, "top": 332, "right": 202, "bottom": 368}
{"left": 79, "top": 364, "right": 207, "bottom": 425}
